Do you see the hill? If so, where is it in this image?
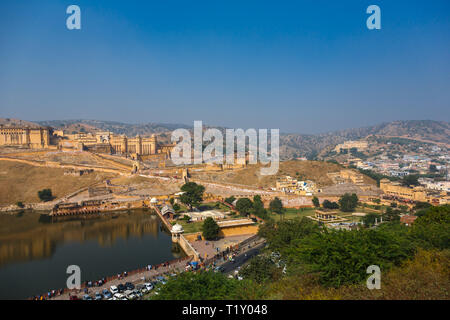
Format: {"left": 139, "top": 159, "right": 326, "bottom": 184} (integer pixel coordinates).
{"left": 2, "top": 118, "right": 448, "bottom": 159}
{"left": 36, "top": 119, "right": 190, "bottom": 136}
{"left": 0, "top": 118, "right": 41, "bottom": 128}
{"left": 280, "top": 120, "right": 450, "bottom": 160}
{"left": 189, "top": 160, "right": 355, "bottom": 188}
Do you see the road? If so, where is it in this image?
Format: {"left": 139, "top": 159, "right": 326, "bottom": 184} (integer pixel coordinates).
{"left": 220, "top": 241, "right": 266, "bottom": 274}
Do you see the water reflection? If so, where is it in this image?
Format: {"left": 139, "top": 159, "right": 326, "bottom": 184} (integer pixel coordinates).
{"left": 0, "top": 209, "right": 182, "bottom": 299}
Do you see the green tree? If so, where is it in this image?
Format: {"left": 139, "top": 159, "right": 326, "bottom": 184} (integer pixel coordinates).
{"left": 402, "top": 175, "right": 420, "bottom": 187}
{"left": 37, "top": 189, "right": 53, "bottom": 202}
{"left": 322, "top": 200, "right": 339, "bottom": 210}
{"left": 410, "top": 205, "right": 450, "bottom": 250}
{"left": 224, "top": 196, "right": 236, "bottom": 205}
{"left": 258, "top": 218, "right": 320, "bottom": 253}
{"left": 179, "top": 182, "right": 205, "bottom": 210}
{"left": 312, "top": 196, "right": 320, "bottom": 208}
{"left": 236, "top": 198, "right": 253, "bottom": 216}
{"left": 384, "top": 207, "right": 401, "bottom": 222}
{"left": 362, "top": 212, "right": 381, "bottom": 227}
{"left": 338, "top": 193, "right": 358, "bottom": 212}
{"left": 269, "top": 197, "right": 284, "bottom": 219}
{"left": 252, "top": 195, "right": 267, "bottom": 219}
{"left": 151, "top": 271, "right": 240, "bottom": 300}
{"left": 239, "top": 255, "right": 281, "bottom": 283}
{"left": 292, "top": 227, "right": 415, "bottom": 287}
{"left": 414, "top": 201, "right": 432, "bottom": 210}
{"left": 202, "top": 217, "right": 220, "bottom": 240}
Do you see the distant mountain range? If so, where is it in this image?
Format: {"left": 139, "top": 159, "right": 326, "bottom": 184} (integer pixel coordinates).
{"left": 279, "top": 120, "right": 450, "bottom": 159}
{"left": 1, "top": 118, "right": 448, "bottom": 159}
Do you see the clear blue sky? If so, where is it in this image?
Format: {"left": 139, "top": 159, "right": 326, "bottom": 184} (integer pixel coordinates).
{"left": 0, "top": 0, "right": 449, "bottom": 133}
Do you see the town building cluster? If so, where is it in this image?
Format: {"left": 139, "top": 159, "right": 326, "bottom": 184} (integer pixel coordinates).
{"left": 274, "top": 176, "right": 317, "bottom": 195}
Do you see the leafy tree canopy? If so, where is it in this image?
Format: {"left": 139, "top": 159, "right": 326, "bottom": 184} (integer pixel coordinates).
{"left": 202, "top": 217, "right": 220, "bottom": 240}
{"left": 312, "top": 196, "right": 320, "bottom": 208}
{"left": 338, "top": 193, "right": 358, "bottom": 212}
{"left": 179, "top": 182, "right": 205, "bottom": 210}
{"left": 235, "top": 198, "right": 253, "bottom": 216}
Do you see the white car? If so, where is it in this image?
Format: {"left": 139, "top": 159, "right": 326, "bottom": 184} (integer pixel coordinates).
{"left": 140, "top": 287, "right": 149, "bottom": 294}
{"left": 110, "top": 285, "right": 119, "bottom": 294}
{"left": 124, "top": 290, "right": 136, "bottom": 300}
{"left": 144, "top": 282, "right": 154, "bottom": 291}
{"left": 114, "top": 293, "right": 126, "bottom": 300}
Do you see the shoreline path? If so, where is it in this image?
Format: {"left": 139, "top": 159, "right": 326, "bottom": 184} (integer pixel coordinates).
{"left": 50, "top": 257, "right": 192, "bottom": 300}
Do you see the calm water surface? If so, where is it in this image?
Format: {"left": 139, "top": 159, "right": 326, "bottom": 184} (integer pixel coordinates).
{"left": 0, "top": 209, "right": 183, "bottom": 299}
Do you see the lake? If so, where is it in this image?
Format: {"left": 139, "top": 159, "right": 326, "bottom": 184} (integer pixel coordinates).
{"left": 0, "top": 209, "right": 183, "bottom": 299}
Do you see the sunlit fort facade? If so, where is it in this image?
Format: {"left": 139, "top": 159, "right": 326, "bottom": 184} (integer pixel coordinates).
{"left": 0, "top": 125, "right": 174, "bottom": 158}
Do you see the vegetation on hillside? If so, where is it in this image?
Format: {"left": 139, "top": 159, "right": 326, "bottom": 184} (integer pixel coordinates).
{"left": 154, "top": 205, "right": 449, "bottom": 300}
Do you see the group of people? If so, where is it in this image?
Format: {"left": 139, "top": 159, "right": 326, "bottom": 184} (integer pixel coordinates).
{"left": 32, "top": 288, "right": 65, "bottom": 300}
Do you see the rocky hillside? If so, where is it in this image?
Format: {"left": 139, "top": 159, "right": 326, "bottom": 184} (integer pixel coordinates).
{"left": 280, "top": 120, "right": 450, "bottom": 160}
{"left": 2, "top": 118, "right": 447, "bottom": 159}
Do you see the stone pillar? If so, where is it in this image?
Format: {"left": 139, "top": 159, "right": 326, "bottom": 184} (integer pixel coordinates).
{"left": 136, "top": 135, "right": 142, "bottom": 155}
{"left": 150, "top": 134, "right": 156, "bottom": 154}
{"left": 121, "top": 136, "right": 127, "bottom": 154}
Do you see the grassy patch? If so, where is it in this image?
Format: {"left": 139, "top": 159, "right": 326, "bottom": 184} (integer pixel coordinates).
{"left": 177, "top": 220, "right": 203, "bottom": 233}
{"left": 271, "top": 207, "right": 316, "bottom": 221}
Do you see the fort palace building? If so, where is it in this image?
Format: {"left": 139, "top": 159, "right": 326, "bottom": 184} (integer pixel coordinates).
{"left": 0, "top": 126, "right": 50, "bottom": 148}
{"left": 0, "top": 125, "right": 174, "bottom": 159}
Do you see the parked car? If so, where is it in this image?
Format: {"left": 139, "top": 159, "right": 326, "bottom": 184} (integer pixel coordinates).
{"left": 136, "top": 284, "right": 148, "bottom": 294}
{"left": 133, "top": 289, "right": 143, "bottom": 298}
{"left": 144, "top": 282, "right": 154, "bottom": 291}
{"left": 94, "top": 292, "right": 102, "bottom": 300}
{"left": 102, "top": 289, "right": 112, "bottom": 299}
{"left": 113, "top": 293, "right": 126, "bottom": 300}
{"left": 117, "top": 283, "right": 126, "bottom": 293}
{"left": 83, "top": 294, "right": 92, "bottom": 300}
{"left": 124, "top": 290, "right": 136, "bottom": 300}
{"left": 125, "top": 282, "right": 135, "bottom": 290}
{"left": 110, "top": 286, "right": 119, "bottom": 294}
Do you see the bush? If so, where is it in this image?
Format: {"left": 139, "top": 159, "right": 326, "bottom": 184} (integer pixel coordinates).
{"left": 290, "top": 227, "right": 415, "bottom": 287}
{"left": 239, "top": 255, "right": 281, "bottom": 283}
{"left": 152, "top": 271, "right": 239, "bottom": 300}
{"left": 410, "top": 205, "right": 450, "bottom": 250}
{"left": 322, "top": 200, "right": 339, "bottom": 209}
{"left": 37, "top": 189, "right": 53, "bottom": 202}
{"left": 258, "top": 218, "right": 320, "bottom": 253}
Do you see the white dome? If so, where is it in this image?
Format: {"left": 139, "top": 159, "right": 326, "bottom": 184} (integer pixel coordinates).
{"left": 171, "top": 223, "right": 184, "bottom": 233}
{"left": 150, "top": 198, "right": 157, "bottom": 203}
